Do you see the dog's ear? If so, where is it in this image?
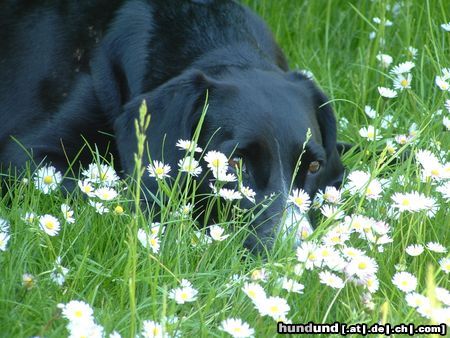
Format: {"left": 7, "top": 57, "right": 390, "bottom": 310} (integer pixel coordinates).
{"left": 113, "top": 70, "right": 214, "bottom": 175}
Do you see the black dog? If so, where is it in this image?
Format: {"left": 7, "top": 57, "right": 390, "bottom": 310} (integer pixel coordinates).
{"left": 0, "top": 0, "right": 345, "bottom": 250}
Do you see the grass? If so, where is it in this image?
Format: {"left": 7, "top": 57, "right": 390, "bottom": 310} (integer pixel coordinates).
{"left": 1, "top": 0, "right": 450, "bottom": 337}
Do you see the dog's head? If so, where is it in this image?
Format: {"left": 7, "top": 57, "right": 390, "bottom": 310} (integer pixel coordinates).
{"left": 114, "top": 68, "right": 345, "bottom": 251}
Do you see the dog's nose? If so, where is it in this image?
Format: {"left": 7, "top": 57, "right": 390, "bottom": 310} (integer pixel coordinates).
{"left": 280, "top": 205, "right": 314, "bottom": 245}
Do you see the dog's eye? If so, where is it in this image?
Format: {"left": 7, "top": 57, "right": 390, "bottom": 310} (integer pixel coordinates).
{"left": 308, "top": 161, "right": 321, "bottom": 174}
{"left": 229, "top": 157, "right": 247, "bottom": 174}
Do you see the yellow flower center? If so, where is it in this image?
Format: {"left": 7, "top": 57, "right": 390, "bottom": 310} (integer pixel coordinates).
{"left": 43, "top": 175, "right": 53, "bottom": 184}
{"left": 270, "top": 305, "right": 279, "bottom": 314}
{"left": 211, "top": 159, "right": 220, "bottom": 168}
{"left": 45, "top": 221, "right": 55, "bottom": 230}
{"left": 150, "top": 238, "right": 157, "bottom": 247}
{"left": 114, "top": 206, "right": 124, "bottom": 214}
{"left": 74, "top": 310, "right": 83, "bottom": 318}
{"left": 153, "top": 328, "right": 160, "bottom": 335}
{"left": 358, "top": 262, "right": 367, "bottom": 270}
{"left": 401, "top": 280, "right": 408, "bottom": 286}
{"left": 431, "top": 169, "right": 440, "bottom": 176}
{"left": 367, "top": 130, "right": 375, "bottom": 139}
{"left": 294, "top": 197, "right": 304, "bottom": 206}
{"left": 181, "top": 292, "right": 188, "bottom": 300}
{"left": 402, "top": 199, "right": 410, "bottom": 206}
{"left": 248, "top": 290, "right": 256, "bottom": 298}
{"left": 401, "top": 79, "right": 409, "bottom": 87}
{"left": 233, "top": 327, "right": 242, "bottom": 333}
{"left": 155, "top": 167, "right": 164, "bottom": 175}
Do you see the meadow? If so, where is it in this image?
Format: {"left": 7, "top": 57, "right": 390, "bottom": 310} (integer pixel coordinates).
{"left": 1, "top": 0, "right": 449, "bottom": 337}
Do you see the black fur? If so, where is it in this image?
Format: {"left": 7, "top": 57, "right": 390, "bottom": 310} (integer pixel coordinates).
{"left": 0, "top": 0, "right": 345, "bottom": 250}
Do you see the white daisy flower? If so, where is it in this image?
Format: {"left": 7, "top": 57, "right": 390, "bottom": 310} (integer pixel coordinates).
{"left": 378, "top": 86, "right": 397, "bottom": 98}
{"left": 0, "top": 218, "right": 9, "bottom": 232}
{"left": 82, "top": 163, "right": 119, "bottom": 186}
{"left": 22, "top": 273, "right": 36, "bottom": 290}
{"left": 281, "top": 277, "right": 305, "bottom": 294}
{"left": 0, "top": 232, "right": 10, "bottom": 251}
{"left": 376, "top": 54, "right": 393, "bottom": 68}
{"left": 240, "top": 185, "right": 256, "bottom": 203}
{"left": 147, "top": 160, "right": 171, "bottom": 179}
{"left": 392, "top": 271, "right": 417, "bottom": 293}
{"left": 407, "top": 46, "right": 418, "bottom": 59}
{"left": 39, "top": 214, "right": 61, "bottom": 236}
{"left": 296, "top": 241, "right": 320, "bottom": 270}
{"left": 34, "top": 165, "right": 62, "bottom": 194}
{"left": 219, "top": 318, "right": 255, "bottom": 338}
{"left": 66, "top": 321, "right": 104, "bottom": 338}
{"left": 88, "top": 201, "right": 109, "bottom": 214}
{"left": 390, "top": 61, "right": 415, "bottom": 74}
{"left": 178, "top": 157, "right": 202, "bottom": 177}
{"left": 445, "top": 99, "right": 450, "bottom": 113}
{"left": 288, "top": 189, "right": 311, "bottom": 213}
{"left": 443, "top": 116, "right": 450, "bottom": 130}
{"left": 319, "top": 271, "right": 345, "bottom": 289}
{"left": 364, "top": 105, "right": 377, "bottom": 119}
{"left": 320, "top": 205, "right": 344, "bottom": 220}
{"left": 394, "top": 134, "right": 412, "bottom": 145}
{"left": 204, "top": 150, "right": 229, "bottom": 173}
{"left": 359, "top": 125, "right": 381, "bottom": 141}
{"left": 95, "top": 187, "right": 118, "bottom": 201}
{"left": 346, "top": 255, "right": 378, "bottom": 279}
{"left": 405, "top": 244, "right": 424, "bottom": 256}
{"left": 393, "top": 73, "right": 412, "bottom": 90}
{"left": 256, "top": 296, "right": 290, "bottom": 320}
{"left": 218, "top": 188, "right": 242, "bottom": 201}
{"left": 78, "top": 180, "right": 96, "bottom": 197}
{"left": 426, "top": 241, "right": 447, "bottom": 253}
{"left": 242, "top": 282, "right": 267, "bottom": 303}
{"left": 58, "top": 300, "right": 94, "bottom": 324}
{"left": 251, "top": 268, "right": 269, "bottom": 282}
{"left": 50, "top": 256, "right": 69, "bottom": 286}
{"left": 439, "top": 257, "right": 450, "bottom": 273}
{"left": 436, "top": 181, "right": 450, "bottom": 200}
{"left": 406, "top": 292, "right": 430, "bottom": 309}
{"left": 141, "top": 320, "right": 164, "bottom": 338}
{"left": 209, "top": 225, "right": 229, "bottom": 241}
{"left": 137, "top": 229, "right": 160, "bottom": 254}
{"left": 176, "top": 139, "right": 203, "bottom": 152}
{"left": 435, "top": 76, "right": 450, "bottom": 91}
{"left": 441, "top": 22, "right": 450, "bottom": 31}
{"left": 61, "top": 204, "right": 75, "bottom": 224}
{"left": 168, "top": 280, "right": 198, "bottom": 304}
{"left": 435, "top": 287, "right": 450, "bottom": 306}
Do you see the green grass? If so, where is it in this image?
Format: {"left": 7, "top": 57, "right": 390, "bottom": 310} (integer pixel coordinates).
{"left": 1, "top": 0, "right": 450, "bottom": 337}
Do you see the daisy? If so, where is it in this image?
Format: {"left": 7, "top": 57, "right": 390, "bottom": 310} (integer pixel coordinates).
{"left": 392, "top": 271, "right": 417, "bottom": 293}
{"left": 341, "top": 246, "right": 365, "bottom": 260}
{"left": 281, "top": 277, "right": 305, "bottom": 294}
{"left": 59, "top": 300, "right": 94, "bottom": 324}
{"left": 390, "top": 61, "right": 415, "bottom": 74}
{"left": 218, "top": 188, "right": 242, "bottom": 201}
{"left": 95, "top": 187, "right": 118, "bottom": 201}
{"left": 319, "top": 271, "right": 345, "bottom": 289}
{"left": 39, "top": 214, "right": 61, "bottom": 236}
{"left": 82, "top": 163, "right": 119, "bottom": 186}
{"left": 405, "top": 244, "right": 424, "bottom": 256}
{"left": 359, "top": 125, "right": 381, "bottom": 141}
{"left": 288, "top": 189, "right": 311, "bottom": 213}
{"left": 61, "top": 204, "right": 75, "bottom": 224}
{"left": 378, "top": 87, "right": 397, "bottom": 98}
{"left": 240, "top": 185, "right": 256, "bottom": 203}
{"left": 296, "top": 241, "right": 320, "bottom": 270}
{"left": 0, "top": 218, "right": 9, "bottom": 232}
{"left": 66, "top": 321, "right": 104, "bottom": 338}
{"left": 22, "top": 273, "right": 36, "bottom": 290}
{"left": 394, "top": 134, "right": 412, "bottom": 145}
{"left": 407, "top": 46, "right": 418, "bottom": 59}
{"left": 406, "top": 292, "right": 430, "bottom": 309}
{"left": 176, "top": 139, "right": 203, "bottom": 152}
{"left": 204, "top": 150, "right": 229, "bottom": 173}
{"left": 435, "top": 76, "right": 450, "bottom": 91}
{"left": 89, "top": 201, "right": 109, "bottom": 214}
{"left": 209, "top": 225, "right": 229, "bottom": 241}
{"left": 435, "top": 287, "right": 450, "bottom": 306}
{"left": 445, "top": 99, "right": 450, "bottom": 113}
{"left": 439, "top": 257, "right": 450, "bottom": 273}
{"left": 391, "top": 192, "right": 436, "bottom": 214}
{"left": 141, "top": 320, "right": 164, "bottom": 338}
{"left": 251, "top": 268, "right": 269, "bottom": 282}
{"left": 436, "top": 181, "right": 450, "bottom": 200}
{"left": 441, "top": 22, "right": 450, "bottom": 31}
{"left": 137, "top": 229, "right": 160, "bottom": 254}
{"left": 376, "top": 54, "right": 393, "bottom": 68}
{"left": 50, "top": 256, "right": 69, "bottom": 286}
{"left": 0, "top": 232, "right": 10, "bottom": 251}
{"left": 215, "top": 170, "right": 237, "bottom": 182}
{"left": 426, "top": 241, "right": 447, "bottom": 253}
{"left": 320, "top": 205, "right": 344, "bottom": 220}
{"left": 78, "top": 180, "right": 96, "bottom": 197}
{"left": 114, "top": 205, "right": 125, "bottom": 215}
{"left": 256, "top": 296, "right": 290, "bottom": 320}
{"left": 242, "top": 282, "right": 267, "bottom": 303}
{"left": 443, "top": 116, "right": 450, "bottom": 130}
{"left": 34, "top": 165, "right": 62, "bottom": 194}
{"left": 346, "top": 255, "right": 378, "bottom": 279}
{"left": 178, "top": 157, "right": 202, "bottom": 177}
{"left": 363, "top": 275, "right": 379, "bottom": 293}
{"left": 364, "top": 105, "right": 377, "bottom": 119}
{"left": 219, "top": 318, "right": 254, "bottom": 338}
{"left": 393, "top": 73, "right": 412, "bottom": 90}
{"left": 147, "top": 160, "right": 171, "bottom": 179}
{"left": 169, "top": 281, "right": 198, "bottom": 304}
